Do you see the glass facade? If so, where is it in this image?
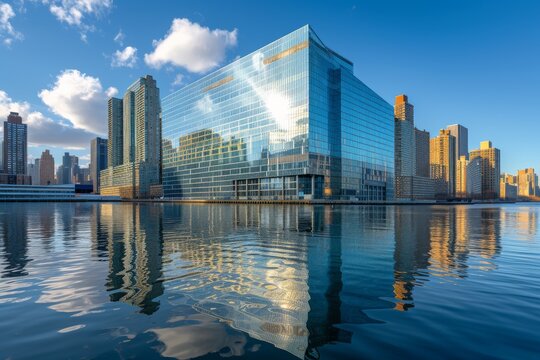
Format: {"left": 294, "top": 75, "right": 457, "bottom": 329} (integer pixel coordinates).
{"left": 162, "top": 25, "right": 394, "bottom": 200}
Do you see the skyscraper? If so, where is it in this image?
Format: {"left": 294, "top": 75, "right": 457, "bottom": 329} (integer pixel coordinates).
{"left": 59, "top": 152, "right": 79, "bottom": 184}
{"left": 91, "top": 137, "right": 108, "bottom": 193}
{"left": 393, "top": 95, "right": 435, "bottom": 200}
{"left": 500, "top": 173, "right": 518, "bottom": 201}
{"left": 161, "top": 26, "right": 395, "bottom": 200}
{"left": 415, "top": 128, "right": 430, "bottom": 178}
{"left": 39, "top": 149, "right": 55, "bottom": 185}
{"left": 430, "top": 129, "right": 456, "bottom": 197}
{"left": 456, "top": 155, "right": 468, "bottom": 198}
{"left": 517, "top": 168, "right": 538, "bottom": 198}
{"left": 466, "top": 157, "right": 482, "bottom": 199}
{"left": 446, "top": 124, "right": 468, "bottom": 160}
{"left": 394, "top": 95, "right": 416, "bottom": 177}
{"left": 60, "top": 152, "right": 71, "bottom": 184}
{"left": 469, "top": 141, "right": 501, "bottom": 200}
{"left": 108, "top": 97, "right": 123, "bottom": 167}
{"left": 27, "top": 159, "right": 40, "bottom": 185}
{"left": 3, "top": 112, "right": 27, "bottom": 175}
{"left": 100, "top": 75, "right": 162, "bottom": 199}
{"left": 70, "top": 155, "right": 80, "bottom": 183}
{"left": 394, "top": 95, "right": 415, "bottom": 199}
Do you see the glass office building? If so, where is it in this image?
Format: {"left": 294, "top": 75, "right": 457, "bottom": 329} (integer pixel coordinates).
{"left": 162, "top": 25, "right": 394, "bottom": 200}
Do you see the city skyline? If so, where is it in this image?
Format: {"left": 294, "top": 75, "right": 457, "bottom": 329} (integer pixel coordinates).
{"left": 0, "top": 1, "right": 538, "bottom": 173}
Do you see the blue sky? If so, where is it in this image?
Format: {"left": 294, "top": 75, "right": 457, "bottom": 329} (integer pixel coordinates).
{"left": 0, "top": 0, "right": 538, "bottom": 173}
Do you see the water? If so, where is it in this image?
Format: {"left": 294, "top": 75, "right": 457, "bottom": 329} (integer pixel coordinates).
{"left": 0, "top": 203, "right": 539, "bottom": 359}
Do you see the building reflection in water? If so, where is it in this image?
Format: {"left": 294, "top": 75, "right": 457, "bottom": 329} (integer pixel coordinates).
{"left": 501, "top": 206, "right": 538, "bottom": 239}
{"left": 0, "top": 204, "right": 30, "bottom": 278}
{"left": 150, "top": 204, "right": 395, "bottom": 359}
{"left": 393, "top": 205, "right": 502, "bottom": 311}
{"left": 99, "top": 203, "right": 164, "bottom": 315}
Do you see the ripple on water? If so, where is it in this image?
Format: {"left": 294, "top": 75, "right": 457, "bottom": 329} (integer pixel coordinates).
{"left": 0, "top": 203, "right": 539, "bottom": 360}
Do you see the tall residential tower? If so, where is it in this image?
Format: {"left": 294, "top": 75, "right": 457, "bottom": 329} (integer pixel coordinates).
{"left": 430, "top": 129, "right": 456, "bottom": 197}
{"left": 100, "top": 75, "right": 161, "bottom": 198}
{"left": 107, "top": 97, "right": 123, "bottom": 167}
{"left": 469, "top": 141, "right": 501, "bottom": 200}
{"left": 3, "top": 112, "right": 27, "bottom": 176}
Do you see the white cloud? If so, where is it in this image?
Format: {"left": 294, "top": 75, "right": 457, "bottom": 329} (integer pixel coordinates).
{"left": 38, "top": 69, "right": 112, "bottom": 135}
{"left": 144, "top": 18, "right": 237, "bottom": 74}
{"left": 0, "top": 2, "right": 23, "bottom": 45}
{"left": 0, "top": 90, "right": 97, "bottom": 149}
{"left": 113, "top": 29, "right": 124, "bottom": 45}
{"left": 48, "top": 0, "right": 112, "bottom": 26}
{"left": 111, "top": 45, "right": 137, "bottom": 68}
{"left": 105, "top": 86, "right": 118, "bottom": 97}
{"left": 172, "top": 74, "right": 184, "bottom": 87}
{"left": 46, "top": 0, "right": 112, "bottom": 40}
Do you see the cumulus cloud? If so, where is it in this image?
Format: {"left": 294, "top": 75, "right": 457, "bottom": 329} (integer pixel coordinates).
{"left": 38, "top": 69, "right": 113, "bottom": 135}
{"left": 48, "top": 0, "right": 112, "bottom": 26}
{"left": 111, "top": 45, "right": 137, "bottom": 68}
{"left": 0, "top": 2, "right": 23, "bottom": 45}
{"left": 144, "top": 18, "right": 237, "bottom": 73}
{"left": 105, "top": 86, "right": 118, "bottom": 97}
{"left": 46, "top": 0, "right": 112, "bottom": 40}
{"left": 0, "top": 90, "right": 96, "bottom": 149}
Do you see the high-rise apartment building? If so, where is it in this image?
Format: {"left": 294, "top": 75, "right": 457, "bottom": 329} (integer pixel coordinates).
{"left": 161, "top": 26, "right": 395, "bottom": 200}
{"left": 415, "top": 128, "right": 430, "bottom": 178}
{"left": 517, "top": 168, "right": 538, "bottom": 198}
{"left": 108, "top": 97, "right": 124, "bottom": 167}
{"left": 3, "top": 112, "right": 27, "bottom": 175}
{"left": 394, "top": 95, "right": 415, "bottom": 199}
{"left": 39, "top": 149, "right": 55, "bottom": 185}
{"left": 446, "top": 124, "right": 468, "bottom": 160}
{"left": 91, "top": 137, "right": 108, "bottom": 193}
{"left": 394, "top": 95, "right": 435, "bottom": 200}
{"left": 467, "top": 157, "right": 482, "bottom": 198}
{"left": 100, "top": 75, "right": 161, "bottom": 198}
{"left": 456, "top": 155, "right": 468, "bottom": 198}
{"left": 469, "top": 141, "right": 501, "bottom": 200}
{"left": 394, "top": 95, "right": 415, "bottom": 177}
{"left": 500, "top": 173, "right": 518, "bottom": 201}
{"left": 430, "top": 129, "right": 456, "bottom": 197}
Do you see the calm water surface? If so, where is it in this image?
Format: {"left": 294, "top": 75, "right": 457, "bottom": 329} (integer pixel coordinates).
{"left": 0, "top": 203, "right": 539, "bottom": 359}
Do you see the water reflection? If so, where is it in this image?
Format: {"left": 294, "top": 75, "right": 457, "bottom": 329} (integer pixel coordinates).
{"left": 0, "top": 203, "right": 538, "bottom": 360}
{"left": 99, "top": 203, "right": 164, "bottom": 314}
{"left": 393, "top": 206, "right": 503, "bottom": 311}
{"left": 0, "top": 204, "right": 30, "bottom": 278}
